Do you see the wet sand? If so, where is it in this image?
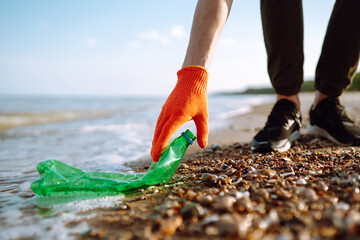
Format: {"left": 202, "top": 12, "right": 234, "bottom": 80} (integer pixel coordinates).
{"left": 77, "top": 92, "right": 360, "bottom": 240}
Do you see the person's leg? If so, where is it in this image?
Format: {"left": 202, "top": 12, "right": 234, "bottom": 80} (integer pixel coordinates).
{"left": 309, "top": 0, "right": 360, "bottom": 145}
{"left": 261, "top": 0, "right": 304, "bottom": 108}
{"left": 314, "top": 0, "right": 360, "bottom": 103}
{"left": 252, "top": 0, "right": 303, "bottom": 152}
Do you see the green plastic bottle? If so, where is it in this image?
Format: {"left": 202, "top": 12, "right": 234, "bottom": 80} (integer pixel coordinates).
{"left": 31, "top": 130, "right": 196, "bottom": 196}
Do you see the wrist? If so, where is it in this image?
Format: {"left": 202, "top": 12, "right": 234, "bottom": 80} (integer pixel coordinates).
{"left": 176, "top": 66, "right": 208, "bottom": 94}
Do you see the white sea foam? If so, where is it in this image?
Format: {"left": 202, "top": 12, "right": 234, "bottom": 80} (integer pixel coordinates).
{"left": 0, "top": 195, "right": 125, "bottom": 240}
{"left": 0, "top": 111, "right": 108, "bottom": 130}
{"left": 215, "top": 106, "right": 252, "bottom": 120}
{"left": 80, "top": 122, "right": 149, "bottom": 133}
{"left": 0, "top": 212, "right": 90, "bottom": 240}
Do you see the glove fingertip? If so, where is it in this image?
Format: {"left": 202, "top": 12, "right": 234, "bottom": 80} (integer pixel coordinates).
{"left": 197, "top": 138, "right": 208, "bottom": 149}
{"left": 151, "top": 148, "right": 160, "bottom": 162}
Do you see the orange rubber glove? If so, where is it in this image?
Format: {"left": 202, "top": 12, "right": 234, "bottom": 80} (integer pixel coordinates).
{"left": 151, "top": 65, "right": 209, "bottom": 162}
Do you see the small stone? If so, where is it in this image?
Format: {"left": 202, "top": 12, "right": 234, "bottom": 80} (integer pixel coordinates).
{"left": 252, "top": 189, "right": 270, "bottom": 202}
{"left": 276, "top": 188, "right": 292, "bottom": 200}
{"left": 215, "top": 214, "right": 240, "bottom": 236}
{"left": 217, "top": 175, "right": 231, "bottom": 186}
{"left": 232, "top": 191, "right": 250, "bottom": 200}
{"left": 199, "top": 166, "right": 214, "bottom": 173}
{"left": 162, "top": 200, "right": 181, "bottom": 210}
{"left": 350, "top": 174, "right": 360, "bottom": 182}
{"left": 296, "top": 178, "right": 307, "bottom": 186}
{"left": 225, "top": 168, "right": 237, "bottom": 176}
{"left": 344, "top": 211, "right": 360, "bottom": 234}
{"left": 160, "top": 215, "right": 183, "bottom": 235}
{"left": 184, "top": 190, "right": 197, "bottom": 201}
{"left": 309, "top": 170, "right": 323, "bottom": 176}
{"left": 160, "top": 200, "right": 182, "bottom": 217}
{"left": 296, "top": 201, "right": 307, "bottom": 211}
{"left": 282, "top": 158, "right": 295, "bottom": 166}
{"left": 331, "top": 176, "right": 341, "bottom": 182}
{"left": 280, "top": 171, "right": 295, "bottom": 177}
{"left": 212, "top": 196, "right": 236, "bottom": 212}
{"left": 337, "top": 201, "right": 350, "bottom": 211}
{"left": 220, "top": 164, "right": 228, "bottom": 170}
{"left": 181, "top": 202, "right": 205, "bottom": 220}
{"left": 200, "top": 214, "right": 220, "bottom": 227}
{"left": 322, "top": 195, "right": 339, "bottom": 204}
{"left": 82, "top": 229, "right": 105, "bottom": 238}
{"left": 199, "top": 195, "right": 214, "bottom": 207}
{"left": 319, "top": 226, "right": 337, "bottom": 238}
{"left": 178, "top": 163, "right": 189, "bottom": 170}
{"left": 175, "top": 188, "right": 185, "bottom": 198}
{"left": 113, "top": 203, "right": 132, "bottom": 210}
{"left": 263, "top": 209, "right": 280, "bottom": 226}
{"left": 236, "top": 180, "right": 250, "bottom": 189}
{"left": 186, "top": 173, "right": 197, "bottom": 180}
{"left": 208, "top": 144, "right": 221, "bottom": 150}
{"left": 234, "top": 198, "right": 253, "bottom": 212}
{"left": 231, "top": 177, "right": 243, "bottom": 186}
{"left": 201, "top": 173, "right": 218, "bottom": 186}
{"left": 317, "top": 181, "right": 329, "bottom": 192}
{"left": 257, "top": 169, "right": 277, "bottom": 178}
{"left": 353, "top": 188, "right": 360, "bottom": 203}
{"left": 253, "top": 203, "right": 266, "bottom": 214}
{"left": 299, "top": 187, "right": 318, "bottom": 201}
{"left": 205, "top": 226, "right": 220, "bottom": 236}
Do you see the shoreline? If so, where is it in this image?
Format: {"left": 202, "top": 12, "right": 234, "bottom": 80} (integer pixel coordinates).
{"left": 126, "top": 92, "right": 360, "bottom": 170}
{"left": 186, "top": 92, "right": 360, "bottom": 154}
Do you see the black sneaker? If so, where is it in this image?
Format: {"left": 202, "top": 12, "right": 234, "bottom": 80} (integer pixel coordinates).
{"left": 252, "top": 99, "right": 302, "bottom": 152}
{"left": 308, "top": 97, "right": 360, "bottom": 145}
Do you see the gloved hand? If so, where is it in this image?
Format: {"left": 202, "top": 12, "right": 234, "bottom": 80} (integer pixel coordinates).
{"left": 151, "top": 66, "right": 209, "bottom": 162}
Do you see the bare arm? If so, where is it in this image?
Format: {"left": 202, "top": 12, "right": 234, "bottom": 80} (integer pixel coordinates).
{"left": 151, "top": 0, "right": 233, "bottom": 161}
{"left": 182, "top": 0, "right": 233, "bottom": 68}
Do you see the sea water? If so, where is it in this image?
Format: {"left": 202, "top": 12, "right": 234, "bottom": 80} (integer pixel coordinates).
{"left": 0, "top": 94, "right": 272, "bottom": 239}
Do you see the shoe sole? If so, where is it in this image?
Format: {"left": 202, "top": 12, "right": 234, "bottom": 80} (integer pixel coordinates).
{"left": 307, "top": 124, "right": 345, "bottom": 145}
{"left": 251, "top": 130, "right": 301, "bottom": 153}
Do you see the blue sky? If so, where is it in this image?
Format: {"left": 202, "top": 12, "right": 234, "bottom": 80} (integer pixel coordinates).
{"left": 0, "top": 1, "right": 358, "bottom": 96}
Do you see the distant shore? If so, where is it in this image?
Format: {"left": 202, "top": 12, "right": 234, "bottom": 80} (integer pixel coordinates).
{"left": 215, "top": 72, "right": 360, "bottom": 95}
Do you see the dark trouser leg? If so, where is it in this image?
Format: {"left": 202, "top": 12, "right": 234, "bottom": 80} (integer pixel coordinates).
{"left": 315, "top": 0, "right": 360, "bottom": 97}
{"left": 260, "top": 0, "right": 304, "bottom": 96}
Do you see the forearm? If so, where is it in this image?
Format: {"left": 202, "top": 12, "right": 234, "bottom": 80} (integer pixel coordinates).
{"left": 182, "top": 0, "right": 233, "bottom": 69}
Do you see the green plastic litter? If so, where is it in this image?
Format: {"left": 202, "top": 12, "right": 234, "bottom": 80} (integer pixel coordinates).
{"left": 31, "top": 130, "right": 196, "bottom": 196}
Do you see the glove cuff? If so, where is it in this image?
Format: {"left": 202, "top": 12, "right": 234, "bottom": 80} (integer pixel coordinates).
{"left": 176, "top": 65, "right": 208, "bottom": 94}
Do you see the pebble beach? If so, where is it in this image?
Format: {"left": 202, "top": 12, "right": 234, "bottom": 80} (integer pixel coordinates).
{"left": 74, "top": 92, "right": 360, "bottom": 240}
